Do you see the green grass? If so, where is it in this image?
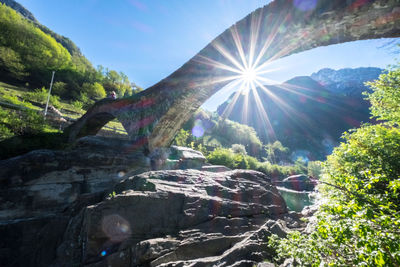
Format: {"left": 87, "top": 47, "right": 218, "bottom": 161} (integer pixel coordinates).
{"left": 0, "top": 81, "right": 127, "bottom": 135}
{"left": 105, "top": 119, "right": 127, "bottom": 134}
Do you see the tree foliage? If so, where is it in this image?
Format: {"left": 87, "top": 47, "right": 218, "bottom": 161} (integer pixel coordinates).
{"left": 365, "top": 65, "right": 400, "bottom": 124}
{"left": 0, "top": 3, "right": 140, "bottom": 106}
{"left": 207, "top": 148, "right": 249, "bottom": 169}
{"left": 0, "top": 3, "right": 72, "bottom": 82}
{"left": 81, "top": 82, "right": 106, "bottom": 99}
{"left": 214, "top": 119, "right": 262, "bottom": 155}
{"left": 272, "top": 64, "right": 400, "bottom": 266}
{"left": 0, "top": 107, "right": 48, "bottom": 140}
{"left": 263, "top": 141, "right": 289, "bottom": 163}
{"left": 231, "top": 144, "right": 247, "bottom": 155}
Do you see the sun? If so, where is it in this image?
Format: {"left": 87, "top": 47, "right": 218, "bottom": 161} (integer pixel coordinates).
{"left": 241, "top": 67, "right": 258, "bottom": 83}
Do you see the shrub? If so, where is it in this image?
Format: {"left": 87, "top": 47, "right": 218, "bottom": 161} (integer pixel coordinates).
{"left": 245, "top": 155, "right": 258, "bottom": 170}
{"left": 0, "top": 107, "right": 47, "bottom": 138}
{"left": 207, "top": 148, "right": 237, "bottom": 169}
{"left": 77, "top": 92, "right": 95, "bottom": 109}
{"left": 26, "top": 87, "right": 61, "bottom": 108}
{"left": 0, "top": 123, "right": 12, "bottom": 140}
{"left": 174, "top": 129, "right": 191, "bottom": 147}
{"left": 307, "top": 161, "right": 323, "bottom": 178}
{"left": 52, "top": 81, "right": 68, "bottom": 98}
{"left": 71, "top": 100, "right": 83, "bottom": 110}
{"left": 81, "top": 82, "right": 106, "bottom": 99}
{"left": 231, "top": 144, "right": 247, "bottom": 155}
{"left": 2, "top": 94, "right": 34, "bottom": 109}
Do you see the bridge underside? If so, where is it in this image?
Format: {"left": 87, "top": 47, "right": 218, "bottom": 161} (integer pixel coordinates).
{"left": 65, "top": 0, "right": 400, "bottom": 151}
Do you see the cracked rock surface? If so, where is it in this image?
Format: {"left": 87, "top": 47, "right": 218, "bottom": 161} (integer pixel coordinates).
{"left": 0, "top": 136, "right": 298, "bottom": 267}
{"left": 56, "top": 170, "right": 288, "bottom": 267}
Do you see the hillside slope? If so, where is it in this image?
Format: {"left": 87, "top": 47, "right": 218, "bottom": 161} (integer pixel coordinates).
{"left": 0, "top": 0, "right": 136, "bottom": 103}
{"left": 217, "top": 68, "right": 382, "bottom": 159}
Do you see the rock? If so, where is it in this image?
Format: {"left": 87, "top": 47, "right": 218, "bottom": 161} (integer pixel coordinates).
{"left": 149, "top": 146, "right": 206, "bottom": 170}
{"left": 200, "top": 165, "right": 232, "bottom": 172}
{"left": 0, "top": 136, "right": 295, "bottom": 266}
{"left": 281, "top": 175, "right": 316, "bottom": 192}
{"left": 310, "top": 67, "right": 382, "bottom": 96}
{"left": 55, "top": 169, "right": 287, "bottom": 266}
{"left": 0, "top": 136, "right": 149, "bottom": 222}
{"left": 0, "top": 136, "right": 151, "bottom": 267}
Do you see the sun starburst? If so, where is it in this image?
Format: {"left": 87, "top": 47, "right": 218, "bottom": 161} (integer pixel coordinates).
{"left": 194, "top": 9, "right": 306, "bottom": 143}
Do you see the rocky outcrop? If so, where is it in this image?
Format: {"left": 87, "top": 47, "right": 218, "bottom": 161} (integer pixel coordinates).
{"left": 311, "top": 67, "right": 383, "bottom": 96}
{"left": 0, "top": 137, "right": 213, "bottom": 222}
{"left": 55, "top": 169, "right": 291, "bottom": 267}
{"left": 0, "top": 137, "right": 148, "bottom": 221}
{"left": 0, "top": 136, "right": 303, "bottom": 266}
{"left": 0, "top": 137, "right": 148, "bottom": 266}
{"left": 150, "top": 145, "right": 207, "bottom": 170}
{"left": 281, "top": 174, "right": 317, "bottom": 192}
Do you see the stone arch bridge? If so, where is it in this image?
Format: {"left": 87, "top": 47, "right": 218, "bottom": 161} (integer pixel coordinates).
{"left": 64, "top": 0, "right": 400, "bottom": 151}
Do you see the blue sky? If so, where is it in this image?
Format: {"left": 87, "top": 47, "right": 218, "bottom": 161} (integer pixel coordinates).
{"left": 17, "top": 0, "right": 398, "bottom": 110}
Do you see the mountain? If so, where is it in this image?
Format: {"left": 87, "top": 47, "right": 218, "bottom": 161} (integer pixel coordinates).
{"left": 217, "top": 67, "right": 383, "bottom": 159}
{"left": 0, "top": 0, "right": 96, "bottom": 91}
{"left": 310, "top": 67, "right": 383, "bottom": 96}
{"left": 0, "top": 1, "right": 135, "bottom": 100}
{"left": 0, "top": 0, "right": 36, "bottom": 22}
{"left": 0, "top": 0, "right": 85, "bottom": 58}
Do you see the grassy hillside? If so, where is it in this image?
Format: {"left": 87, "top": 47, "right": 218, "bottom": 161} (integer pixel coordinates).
{"left": 0, "top": 82, "right": 126, "bottom": 137}
{"left": 0, "top": 2, "right": 141, "bottom": 105}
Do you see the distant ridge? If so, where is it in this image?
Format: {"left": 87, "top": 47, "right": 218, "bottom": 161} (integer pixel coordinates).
{"left": 0, "top": 0, "right": 37, "bottom": 22}
{"left": 311, "top": 67, "right": 383, "bottom": 96}
{"left": 0, "top": 0, "right": 86, "bottom": 57}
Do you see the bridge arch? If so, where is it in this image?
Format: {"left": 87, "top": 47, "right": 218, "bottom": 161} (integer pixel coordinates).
{"left": 66, "top": 0, "right": 400, "bottom": 150}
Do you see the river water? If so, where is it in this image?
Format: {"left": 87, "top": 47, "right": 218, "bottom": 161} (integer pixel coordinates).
{"left": 277, "top": 187, "right": 315, "bottom": 212}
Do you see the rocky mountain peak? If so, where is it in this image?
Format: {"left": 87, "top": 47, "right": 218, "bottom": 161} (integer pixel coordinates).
{"left": 310, "top": 67, "right": 383, "bottom": 96}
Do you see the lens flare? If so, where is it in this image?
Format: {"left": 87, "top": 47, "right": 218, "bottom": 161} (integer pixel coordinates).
{"left": 196, "top": 7, "right": 338, "bottom": 143}
{"left": 241, "top": 67, "right": 257, "bottom": 83}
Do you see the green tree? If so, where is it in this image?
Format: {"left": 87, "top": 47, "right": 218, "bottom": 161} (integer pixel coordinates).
{"left": 207, "top": 148, "right": 237, "bottom": 169}
{"left": 263, "top": 141, "right": 289, "bottom": 163}
{"left": 365, "top": 65, "right": 400, "bottom": 124}
{"left": 102, "top": 69, "right": 132, "bottom": 97}
{"left": 231, "top": 144, "right": 247, "bottom": 155}
{"left": 0, "top": 46, "right": 27, "bottom": 80}
{"left": 213, "top": 119, "right": 262, "bottom": 156}
{"left": 81, "top": 82, "right": 106, "bottom": 99}
{"left": 272, "top": 64, "right": 400, "bottom": 266}
{"left": 307, "top": 161, "right": 322, "bottom": 178}
{"left": 0, "top": 3, "right": 72, "bottom": 84}
{"left": 173, "top": 129, "right": 190, "bottom": 147}
{"left": 51, "top": 81, "right": 68, "bottom": 98}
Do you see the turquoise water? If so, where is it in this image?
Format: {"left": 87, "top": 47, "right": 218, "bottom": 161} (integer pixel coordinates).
{"left": 278, "top": 187, "right": 314, "bottom": 212}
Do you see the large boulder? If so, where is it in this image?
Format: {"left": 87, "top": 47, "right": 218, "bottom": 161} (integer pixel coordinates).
{"left": 0, "top": 136, "right": 149, "bottom": 222}
{"left": 0, "top": 136, "right": 150, "bottom": 266}
{"left": 281, "top": 174, "right": 317, "bottom": 192}
{"left": 0, "top": 138, "right": 210, "bottom": 222}
{"left": 55, "top": 169, "right": 289, "bottom": 266}
{"left": 0, "top": 137, "right": 296, "bottom": 266}
{"left": 149, "top": 145, "right": 207, "bottom": 170}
